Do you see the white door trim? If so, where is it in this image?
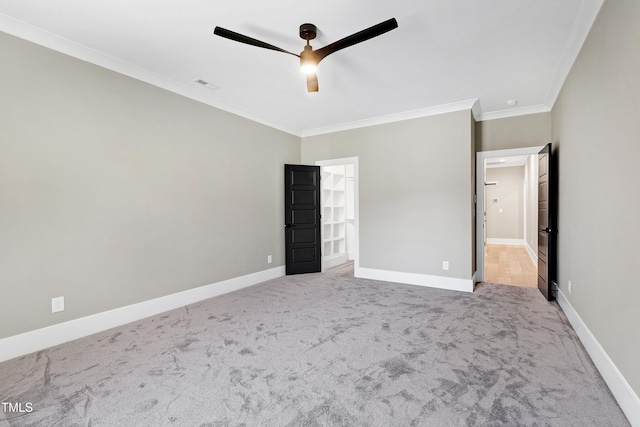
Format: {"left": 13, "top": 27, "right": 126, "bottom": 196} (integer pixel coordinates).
{"left": 476, "top": 146, "right": 544, "bottom": 283}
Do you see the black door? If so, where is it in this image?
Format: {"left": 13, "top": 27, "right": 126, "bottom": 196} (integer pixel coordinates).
{"left": 284, "top": 164, "right": 322, "bottom": 275}
{"left": 537, "top": 143, "right": 557, "bottom": 300}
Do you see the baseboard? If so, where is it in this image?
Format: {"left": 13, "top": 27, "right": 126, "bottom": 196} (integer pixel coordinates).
{"left": 324, "top": 253, "right": 349, "bottom": 270}
{"left": 557, "top": 289, "right": 640, "bottom": 425}
{"left": 355, "top": 267, "right": 474, "bottom": 293}
{"left": 525, "top": 241, "right": 538, "bottom": 265}
{"left": 486, "top": 238, "right": 525, "bottom": 246}
{"left": 0, "top": 266, "right": 286, "bottom": 363}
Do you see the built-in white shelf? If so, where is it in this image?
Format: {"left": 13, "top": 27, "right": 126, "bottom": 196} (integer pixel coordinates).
{"left": 322, "top": 165, "right": 347, "bottom": 262}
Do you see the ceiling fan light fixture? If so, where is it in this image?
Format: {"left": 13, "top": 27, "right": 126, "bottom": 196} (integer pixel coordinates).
{"left": 300, "top": 63, "right": 317, "bottom": 74}
{"left": 214, "top": 18, "right": 398, "bottom": 91}
{"left": 300, "top": 45, "right": 317, "bottom": 74}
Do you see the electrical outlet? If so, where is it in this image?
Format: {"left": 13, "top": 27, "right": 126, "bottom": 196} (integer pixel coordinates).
{"left": 568, "top": 280, "right": 572, "bottom": 294}
{"left": 267, "top": 255, "right": 272, "bottom": 264}
{"left": 442, "top": 261, "right": 449, "bottom": 271}
{"left": 52, "top": 296, "right": 64, "bottom": 313}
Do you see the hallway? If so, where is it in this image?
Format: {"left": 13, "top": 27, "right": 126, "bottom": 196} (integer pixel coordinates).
{"left": 484, "top": 244, "right": 537, "bottom": 288}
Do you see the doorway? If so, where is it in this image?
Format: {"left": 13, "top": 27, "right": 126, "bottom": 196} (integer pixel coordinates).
{"left": 476, "top": 147, "right": 543, "bottom": 286}
{"left": 316, "top": 157, "right": 359, "bottom": 272}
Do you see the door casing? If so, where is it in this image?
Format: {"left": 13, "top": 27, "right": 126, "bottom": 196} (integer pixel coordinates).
{"left": 475, "top": 146, "right": 544, "bottom": 283}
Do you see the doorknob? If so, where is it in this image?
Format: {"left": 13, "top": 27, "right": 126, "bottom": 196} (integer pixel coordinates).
{"left": 284, "top": 224, "right": 292, "bottom": 229}
{"left": 544, "top": 227, "right": 552, "bottom": 233}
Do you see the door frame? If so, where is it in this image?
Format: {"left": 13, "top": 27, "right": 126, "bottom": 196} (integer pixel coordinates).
{"left": 475, "top": 146, "right": 544, "bottom": 283}
{"left": 315, "top": 157, "right": 359, "bottom": 273}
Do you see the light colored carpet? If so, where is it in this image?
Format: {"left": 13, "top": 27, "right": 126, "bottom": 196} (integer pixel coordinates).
{"left": 0, "top": 262, "right": 629, "bottom": 426}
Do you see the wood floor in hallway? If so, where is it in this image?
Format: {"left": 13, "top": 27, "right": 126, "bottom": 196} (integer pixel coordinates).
{"left": 484, "top": 244, "right": 537, "bottom": 288}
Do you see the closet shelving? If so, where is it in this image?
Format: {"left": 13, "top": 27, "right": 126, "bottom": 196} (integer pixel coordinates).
{"left": 322, "top": 165, "right": 346, "bottom": 260}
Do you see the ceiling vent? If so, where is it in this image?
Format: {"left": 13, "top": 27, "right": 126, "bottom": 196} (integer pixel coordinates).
{"left": 193, "top": 79, "right": 219, "bottom": 90}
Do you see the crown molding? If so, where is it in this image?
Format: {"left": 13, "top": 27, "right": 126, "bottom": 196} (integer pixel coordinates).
{"left": 301, "top": 98, "right": 480, "bottom": 137}
{"left": 479, "top": 104, "right": 551, "bottom": 122}
{"left": 544, "top": 0, "right": 605, "bottom": 109}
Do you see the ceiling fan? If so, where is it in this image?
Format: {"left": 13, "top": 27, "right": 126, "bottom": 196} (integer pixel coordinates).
{"left": 213, "top": 18, "right": 398, "bottom": 92}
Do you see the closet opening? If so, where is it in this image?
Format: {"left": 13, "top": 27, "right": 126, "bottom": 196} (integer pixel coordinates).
{"left": 316, "top": 158, "right": 359, "bottom": 272}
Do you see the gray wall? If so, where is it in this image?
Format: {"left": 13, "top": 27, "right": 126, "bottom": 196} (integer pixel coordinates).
{"left": 476, "top": 112, "right": 551, "bottom": 152}
{"left": 0, "top": 33, "right": 301, "bottom": 339}
{"left": 551, "top": 0, "right": 640, "bottom": 396}
{"left": 475, "top": 110, "right": 549, "bottom": 261}
{"left": 485, "top": 166, "right": 524, "bottom": 240}
{"left": 302, "top": 110, "right": 475, "bottom": 280}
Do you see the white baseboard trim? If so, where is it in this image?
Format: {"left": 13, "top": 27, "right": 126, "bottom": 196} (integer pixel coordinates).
{"left": 557, "top": 289, "right": 640, "bottom": 426}
{"left": 486, "top": 238, "right": 525, "bottom": 246}
{"left": 355, "top": 267, "right": 474, "bottom": 293}
{"left": 525, "top": 241, "right": 538, "bottom": 265}
{"left": 323, "top": 253, "right": 349, "bottom": 270}
{"left": 0, "top": 266, "right": 286, "bottom": 363}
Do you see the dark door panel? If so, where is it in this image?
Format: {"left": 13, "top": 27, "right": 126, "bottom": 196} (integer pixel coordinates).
{"left": 292, "top": 228, "right": 317, "bottom": 244}
{"left": 284, "top": 165, "right": 321, "bottom": 275}
{"left": 537, "top": 144, "right": 557, "bottom": 300}
{"left": 292, "top": 209, "right": 317, "bottom": 225}
{"left": 292, "top": 247, "right": 319, "bottom": 263}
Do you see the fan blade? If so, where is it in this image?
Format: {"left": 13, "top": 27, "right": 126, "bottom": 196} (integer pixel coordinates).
{"left": 306, "top": 73, "right": 319, "bottom": 92}
{"left": 214, "top": 27, "right": 299, "bottom": 57}
{"left": 314, "top": 18, "right": 398, "bottom": 63}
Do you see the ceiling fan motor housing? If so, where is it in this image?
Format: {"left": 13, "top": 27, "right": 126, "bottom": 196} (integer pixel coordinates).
{"left": 299, "top": 23, "right": 317, "bottom": 41}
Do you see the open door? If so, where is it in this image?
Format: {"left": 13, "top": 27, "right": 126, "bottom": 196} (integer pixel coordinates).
{"left": 537, "top": 144, "right": 557, "bottom": 300}
{"left": 284, "top": 164, "right": 322, "bottom": 275}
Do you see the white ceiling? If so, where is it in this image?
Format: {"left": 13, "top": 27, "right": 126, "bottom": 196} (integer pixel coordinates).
{"left": 0, "top": 0, "right": 603, "bottom": 136}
